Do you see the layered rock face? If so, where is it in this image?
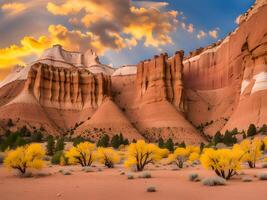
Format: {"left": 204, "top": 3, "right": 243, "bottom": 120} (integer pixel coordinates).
{"left": 136, "top": 51, "right": 186, "bottom": 112}
{"left": 183, "top": 0, "right": 267, "bottom": 134}
{"left": 25, "top": 63, "right": 111, "bottom": 110}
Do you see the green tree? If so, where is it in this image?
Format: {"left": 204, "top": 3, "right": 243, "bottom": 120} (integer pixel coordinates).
{"left": 55, "top": 137, "right": 65, "bottom": 152}
{"left": 223, "top": 130, "right": 237, "bottom": 146}
{"left": 165, "top": 138, "right": 174, "bottom": 152}
{"left": 31, "top": 131, "right": 43, "bottom": 142}
{"left": 111, "top": 135, "right": 120, "bottom": 149}
{"left": 73, "top": 136, "right": 86, "bottom": 147}
{"left": 247, "top": 124, "right": 257, "bottom": 137}
{"left": 158, "top": 137, "right": 165, "bottom": 148}
{"left": 97, "top": 134, "right": 110, "bottom": 147}
{"left": 213, "top": 131, "right": 223, "bottom": 145}
{"left": 46, "top": 135, "right": 55, "bottom": 156}
{"left": 7, "top": 119, "right": 14, "bottom": 127}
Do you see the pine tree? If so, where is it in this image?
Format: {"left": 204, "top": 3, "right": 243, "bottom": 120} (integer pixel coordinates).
{"left": 111, "top": 135, "right": 120, "bottom": 149}
{"left": 213, "top": 131, "right": 222, "bottom": 145}
{"left": 165, "top": 138, "right": 174, "bottom": 152}
{"left": 97, "top": 134, "right": 109, "bottom": 147}
{"left": 158, "top": 137, "right": 165, "bottom": 148}
{"left": 46, "top": 135, "right": 55, "bottom": 156}
{"left": 55, "top": 137, "right": 65, "bottom": 152}
{"left": 247, "top": 124, "right": 257, "bottom": 137}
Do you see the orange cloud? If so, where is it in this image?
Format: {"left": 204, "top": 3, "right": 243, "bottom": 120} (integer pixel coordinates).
{"left": 46, "top": 0, "right": 178, "bottom": 48}
{"left": 1, "top": 2, "right": 27, "bottom": 16}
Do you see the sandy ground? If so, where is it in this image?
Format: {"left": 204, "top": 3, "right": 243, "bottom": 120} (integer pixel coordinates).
{"left": 1, "top": 164, "right": 267, "bottom": 200}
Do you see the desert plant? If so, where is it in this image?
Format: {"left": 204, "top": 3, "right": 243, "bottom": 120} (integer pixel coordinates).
{"left": 46, "top": 135, "right": 55, "bottom": 156}
{"left": 96, "top": 147, "right": 120, "bottom": 168}
{"left": 258, "top": 173, "right": 267, "bottom": 180}
{"left": 146, "top": 186, "right": 156, "bottom": 192}
{"left": 165, "top": 138, "right": 174, "bottom": 152}
{"left": 200, "top": 148, "right": 243, "bottom": 179}
{"left": 233, "top": 138, "right": 262, "bottom": 168}
{"left": 168, "top": 146, "right": 200, "bottom": 168}
{"left": 247, "top": 124, "right": 257, "bottom": 137}
{"left": 261, "top": 163, "right": 267, "bottom": 168}
{"left": 158, "top": 137, "right": 165, "bottom": 148}
{"left": 55, "top": 137, "right": 65, "bottom": 152}
{"left": 188, "top": 173, "right": 199, "bottom": 182}
{"left": 66, "top": 142, "right": 96, "bottom": 167}
{"left": 138, "top": 171, "right": 152, "bottom": 179}
{"left": 242, "top": 176, "right": 253, "bottom": 182}
{"left": 127, "top": 173, "right": 134, "bottom": 179}
{"left": 124, "top": 140, "right": 165, "bottom": 171}
{"left": 111, "top": 135, "right": 121, "bottom": 149}
{"left": 201, "top": 176, "right": 226, "bottom": 186}
{"left": 51, "top": 151, "right": 63, "bottom": 165}
{"left": 4, "top": 144, "right": 45, "bottom": 174}
{"left": 97, "top": 134, "right": 110, "bottom": 147}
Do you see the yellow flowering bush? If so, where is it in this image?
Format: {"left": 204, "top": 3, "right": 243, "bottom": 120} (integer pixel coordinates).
{"left": 200, "top": 148, "right": 243, "bottom": 179}
{"left": 65, "top": 142, "right": 96, "bottom": 167}
{"left": 4, "top": 144, "right": 45, "bottom": 174}
{"left": 233, "top": 138, "right": 263, "bottom": 168}
{"left": 96, "top": 147, "right": 120, "bottom": 168}
{"left": 124, "top": 140, "right": 165, "bottom": 171}
{"left": 168, "top": 145, "right": 200, "bottom": 168}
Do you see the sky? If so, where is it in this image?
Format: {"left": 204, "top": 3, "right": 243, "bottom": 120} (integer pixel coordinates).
{"left": 0, "top": 0, "right": 254, "bottom": 80}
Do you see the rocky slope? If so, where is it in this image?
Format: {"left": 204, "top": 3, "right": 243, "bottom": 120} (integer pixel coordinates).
{"left": 0, "top": 0, "right": 266, "bottom": 143}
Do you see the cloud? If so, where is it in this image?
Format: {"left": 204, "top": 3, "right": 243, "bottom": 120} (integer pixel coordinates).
{"left": 46, "top": 0, "right": 178, "bottom": 48}
{"left": 1, "top": 2, "right": 27, "bottom": 16}
{"left": 209, "top": 29, "right": 219, "bottom": 39}
{"left": 197, "top": 30, "right": 207, "bottom": 39}
{"left": 187, "top": 23, "right": 194, "bottom": 33}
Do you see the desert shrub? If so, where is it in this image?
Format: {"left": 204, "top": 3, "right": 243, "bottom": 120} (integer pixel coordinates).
{"left": 46, "top": 135, "right": 55, "bottom": 156}
{"left": 242, "top": 176, "right": 253, "bottom": 182}
{"left": 55, "top": 137, "right": 65, "bottom": 152}
{"left": 258, "top": 173, "right": 267, "bottom": 180}
{"left": 96, "top": 147, "right": 120, "bottom": 168}
{"left": 146, "top": 186, "right": 156, "bottom": 192}
{"left": 124, "top": 140, "right": 165, "bottom": 171}
{"left": 127, "top": 173, "right": 134, "bottom": 179}
{"left": 138, "top": 171, "right": 152, "bottom": 179}
{"left": 66, "top": 142, "right": 96, "bottom": 167}
{"left": 233, "top": 137, "right": 262, "bottom": 168}
{"left": 223, "top": 130, "right": 237, "bottom": 146}
{"left": 247, "top": 124, "right": 257, "bottom": 137}
{"left": 51, "top": 151, "right": 64, "bottom": 165}
{"left": 4, "top": 144, "right": 45, "bottom": 174}
{"left": 201, "top": 177, "right": 226, "bottom": 186}
{"left": 200, "top": 148, "right": 243, "bottom": 179}
{"left": 188, "top": 173, "right": 199, "bottom": 182}
{"left": 168, "top": 146, "right": 200, "bottom": 168}
{"left": 261, "top": 163, "right": 267, "bottom": 168}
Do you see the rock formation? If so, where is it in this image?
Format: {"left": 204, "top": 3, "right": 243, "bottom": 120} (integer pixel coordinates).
{"left": 0, "top": 0, "right": 266, "bottom": 143}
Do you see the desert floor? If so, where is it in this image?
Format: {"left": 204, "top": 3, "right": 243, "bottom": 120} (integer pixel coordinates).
{"left": 0, "top": 164, "right": 267, "bottom": 200}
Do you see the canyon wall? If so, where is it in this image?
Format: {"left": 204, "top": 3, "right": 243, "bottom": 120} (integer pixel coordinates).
{"left": 136, "top": 51, "right": 186, "bottom": 112}
{"left": 25, "top": 63, "right": 111, "bottom": 110}
{"left": 183, "top": 1, "right": 267, "bottom": 134}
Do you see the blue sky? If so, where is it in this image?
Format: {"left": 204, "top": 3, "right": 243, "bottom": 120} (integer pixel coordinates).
{"left": 102, "top": 0, "right": 254, "bottom": 66}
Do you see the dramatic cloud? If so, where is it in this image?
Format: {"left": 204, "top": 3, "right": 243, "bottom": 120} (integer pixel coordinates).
{"left": 1, "top": 2, "right": 27, "bottom": 16}
{"left": 47, "top": 0, "right": 178, "bottom": 48}
{"left": 0, "top": 0, "right": 178, "bottom": 72}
